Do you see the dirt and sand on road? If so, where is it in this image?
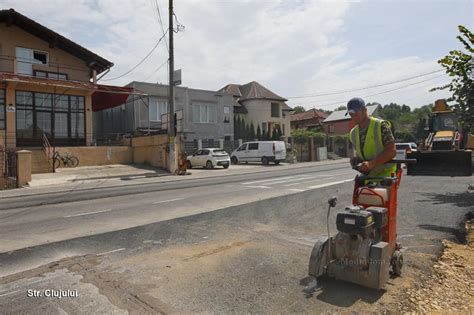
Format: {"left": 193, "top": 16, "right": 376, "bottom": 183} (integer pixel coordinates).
{"left": 393, "top": 213, "right": 474, "bottom": 314}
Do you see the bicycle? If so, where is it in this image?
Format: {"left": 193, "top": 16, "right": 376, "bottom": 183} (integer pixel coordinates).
{"left": 53, "top": 151, "right": 79, "bottom": 168}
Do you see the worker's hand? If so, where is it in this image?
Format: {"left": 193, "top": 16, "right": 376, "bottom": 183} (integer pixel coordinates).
{"left": 359, "top": 160, "right": 376, "bottom": 174}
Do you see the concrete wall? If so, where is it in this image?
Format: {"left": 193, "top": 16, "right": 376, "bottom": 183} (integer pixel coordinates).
{"left": 0, "top": 24, "right": 91, "bottom": 82}
{"left": 131, "top": 134, "right": 168, "bottom": 169}
{"left": 95, "top": 82, "right": 234, "bottom": 141}
{"left": 55, "top": 146, "right": 133, "bottom": 166}
{"left": 240, "top": 99, "right": 291, "bottom": 137}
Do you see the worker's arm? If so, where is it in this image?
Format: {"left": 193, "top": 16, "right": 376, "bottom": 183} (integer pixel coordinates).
{"left": 359, "top": 141, "right": 396, "bottom": 173}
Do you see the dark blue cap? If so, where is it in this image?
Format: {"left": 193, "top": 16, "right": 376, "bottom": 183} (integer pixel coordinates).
{"left": 345, "top": 97, "right": 366, "bottom": 116}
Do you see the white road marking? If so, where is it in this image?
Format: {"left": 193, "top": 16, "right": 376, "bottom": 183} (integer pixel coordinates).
{"left": 242, "top": 176, "right": 300, "bottom": 185}
{"left": 306, "top": 179, "right": 353, "bottom": 189}
{"left": 64, "top": 209, "right": 112, "bottom": 218}
{"left": 0, "top": 290, "right": 19, "bottom": 297}
{"left": 246, "top": 185, "right": 272, "bottom": 189}
{"left": 97, "top": 248, "right": 126, "bottom": 256}
{"left": 152, "top": 198, "right": 185, "bottom": 204}
{"left": 260, "top": 176, "right": 317, "bottom": 185}
{"left": 289, "top": 189, "right": 306, "bottom": 192}
{"left": 398, "top": 234, "right": 415, "bottom": 239}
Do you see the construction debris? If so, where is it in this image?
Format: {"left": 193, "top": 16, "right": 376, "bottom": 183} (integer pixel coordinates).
{"left": 397, "top": 218, "right": 474, "bottom": 313}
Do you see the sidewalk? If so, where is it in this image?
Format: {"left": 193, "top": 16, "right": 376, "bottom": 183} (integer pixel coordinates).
{"left": 0, "top": 158, "right": 349, "bottom": 199}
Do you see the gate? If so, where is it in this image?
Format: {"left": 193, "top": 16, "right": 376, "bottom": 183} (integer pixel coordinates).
{"left": 1, "top": 150, "right": 17, "bottom": 190}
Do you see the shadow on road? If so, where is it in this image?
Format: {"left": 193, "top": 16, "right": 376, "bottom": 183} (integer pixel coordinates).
{"left": 299, "top": 276, "right": 384, "bottom": 307}
{"left": 416, "top": 191, "right": 474, "bottom": 208}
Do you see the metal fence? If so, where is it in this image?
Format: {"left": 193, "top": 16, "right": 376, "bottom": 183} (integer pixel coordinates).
{"left": 1, "top": 150, "right": 17, "bottom": 190}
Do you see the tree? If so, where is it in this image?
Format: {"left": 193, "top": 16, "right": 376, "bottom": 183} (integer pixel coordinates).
{"left": 271, "top": 127, "right": 278, "bottom": 140}
{"left": 256, "top": 125, "right": 262, "bottom": 140}
{"left": 432, "top": 25, "right": 474, "bottom": 132}
{"left": 335, "top": 105, "right": 347, "bottom": 111}
{"left": 293, "top": 106, "right": 306, "bottom": 113}
{"left": 235, "top": 116, "right": 242, "bottom": 139}
{"left": 249, "top": 121, "right": 256, "bottom": 140}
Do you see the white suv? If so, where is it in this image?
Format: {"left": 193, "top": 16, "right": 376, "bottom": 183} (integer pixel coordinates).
{"left": 186, "top": 148, "right": 231, "bottom": 169}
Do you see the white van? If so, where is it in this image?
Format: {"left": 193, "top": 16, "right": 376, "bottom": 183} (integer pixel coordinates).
{"left": 230, "top": 141, "right": 286, "bottom": 165}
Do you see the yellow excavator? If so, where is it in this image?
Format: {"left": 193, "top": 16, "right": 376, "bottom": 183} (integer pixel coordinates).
{"left": 407, "top": 99, "right": 472, "bottom": 176}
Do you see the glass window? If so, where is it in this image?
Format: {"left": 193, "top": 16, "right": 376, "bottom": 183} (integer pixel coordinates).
{"left": 58, "top": 74, "right": 67, "bottom": 80}
{"left": 71, "top": 113, "right": 84, "bottom": 137}
{"left": 35, "top": 71, "right": 47, "bottom": 78}
{"left": 16, "top": 91, "right": 33, "bottom": 108}
{"left": 37, "top": 111, "right": 51, "bottom": 136}
{"left": 238, "top": 144, "right": 247, "bottom": 151}
{"left": 54, "top": 113, "right": 68, "bottom": 138}
{"left": 193, "top": 103, "right": 216, "bottom": 123}
{"left": 271, "top": 103, "right": 280, "bottom": 117}
{"left": 149, "top": 99, "right": 167, "bottom": 121}
{"left": 16, "top": 109, "right": 34, "bottom": 138}
{"left": 248, "top": 143, "right": 259, "bottom": 150}
{"left": 35, "top": 93, "right": 52, "bottom": 110}
{"left": 33, "top": 51, "right": 48, "bottom": 64}
{"left": 262, "top": 122, "right": 267, "bottom": 134}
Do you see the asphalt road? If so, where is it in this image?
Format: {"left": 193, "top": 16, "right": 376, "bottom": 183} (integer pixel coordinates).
{"left": 0, "top": 163, "right": 356, "bottom": 254}
{"left": 0, "top": 165, "right": 472, "bottom": 313}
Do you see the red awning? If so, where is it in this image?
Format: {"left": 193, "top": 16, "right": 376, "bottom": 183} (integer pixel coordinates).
{"left": 92, "top": 84, "right": 135, "bottom": 112}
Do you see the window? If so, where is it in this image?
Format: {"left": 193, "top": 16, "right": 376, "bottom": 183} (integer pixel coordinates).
{"left": 248, "top": 143, "right": 259, "bottom": 150}
{"left": 15, "top": 91, "right": 85, "bottom": 146}
{"left": 238, "top": 144, "right": 247, "bottom": 151}
{"left": 149, "top": 99, "right": 168, "bottom": 122}
{"left": 262, "top": 122, "right": 267, "bottom": 134}
{"left": 34, "top": 70, "right": 68, "bottom": 80}
{"left": 0, "top": 89, "right": 5, "bottom": 129}
{"left": 15, "top": 48, "right": 49, "bottom": 75}
{"left": 328, "top": 124, "right": 334, "bottom": 133}
{"left": 271, "top": 103, "right": 280, "bottom": 118}
{"left": 193, "top": 103, "right": 216, "bottom": 123}
{"left": 33, "top": 51, "right": 48, "bottom": 64}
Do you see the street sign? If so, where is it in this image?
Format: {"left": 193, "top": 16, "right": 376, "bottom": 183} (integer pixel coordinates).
{"left": 173, "top": 69, "right": 182, "bottom": 86}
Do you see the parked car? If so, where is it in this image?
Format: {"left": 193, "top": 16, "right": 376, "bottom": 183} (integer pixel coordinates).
{"left": 230, "top": 141, "right": 286, "bottom": 165}
{"left": 186, "top": 148, "right": 230, "bottom": 169}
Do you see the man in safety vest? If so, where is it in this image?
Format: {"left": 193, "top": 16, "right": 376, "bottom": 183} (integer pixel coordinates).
{"left": 347, "top": 97, "right": 396, "bottom": 177}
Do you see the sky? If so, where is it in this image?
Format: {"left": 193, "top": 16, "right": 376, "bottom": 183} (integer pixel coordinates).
{"left": 1, "top": 0, "right": 473, "bottom": 111}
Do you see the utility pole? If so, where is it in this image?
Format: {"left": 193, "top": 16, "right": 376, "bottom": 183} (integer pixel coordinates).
{"left": 168, "top": 0, "right": 176, "bottom": 173}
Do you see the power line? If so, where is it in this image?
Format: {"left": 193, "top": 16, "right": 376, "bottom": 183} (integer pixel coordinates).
{"left": 143, "top": 59, "right": 168, "bottom": 82}
{"left": 301, "top": 74, "right": 447, "bottom": 108}
{"left": 100, "top": 30, "right": 169, "bottom": 82}
{"left": 287, "top": 69, "right": 445, "bottom": 99}
{"left": 154, "top": 0, "right": 169, "bottom": 51}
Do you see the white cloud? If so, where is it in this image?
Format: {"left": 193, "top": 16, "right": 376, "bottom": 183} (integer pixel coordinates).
{"left": 0, "top": 0, "right": 458, "bottom": 109}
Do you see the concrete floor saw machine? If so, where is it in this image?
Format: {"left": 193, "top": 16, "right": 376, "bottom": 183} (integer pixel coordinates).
{"left": 307, "top": 159, "right": 415, "bottom": 290}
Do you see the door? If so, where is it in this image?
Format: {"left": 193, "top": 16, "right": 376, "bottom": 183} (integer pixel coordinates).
{"left": 235, "top": 144, "right": 247, "bottom": 161}
{"left": 192, "top": 150, "right": 203, "bottom": 166}
{"left": 247, "top": 142, "right": 259, "bottom": 162}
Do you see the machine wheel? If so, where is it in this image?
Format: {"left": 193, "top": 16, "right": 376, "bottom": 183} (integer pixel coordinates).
{"left": 391, "top": 250, "right": 403, "bottom": 276}
{"left": 206, "top": 160, "right": 214, "bottom": 169}
{"left": 274, "top": 160, "right": 280, "bottom": 165}
{"left": 231, "top": 156, "right": 238, "bottom": 165}
{"left": 261, "top": 157, "right": 269, "bottom": 165}
{"left": 223, "top": 164, "right": 229, "bottom": 169}
{"left": 186, "top": 161, "right": 192, "bottom": 169}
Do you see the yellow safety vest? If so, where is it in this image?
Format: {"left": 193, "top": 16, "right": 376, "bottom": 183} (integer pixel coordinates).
{"left": 349, "top": 117, "right": 396, "bottom": 178}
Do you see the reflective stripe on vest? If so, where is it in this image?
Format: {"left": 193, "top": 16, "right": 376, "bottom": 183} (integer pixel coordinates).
{"left": 349, "top": 117, "right": 396, "bottom": 177}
